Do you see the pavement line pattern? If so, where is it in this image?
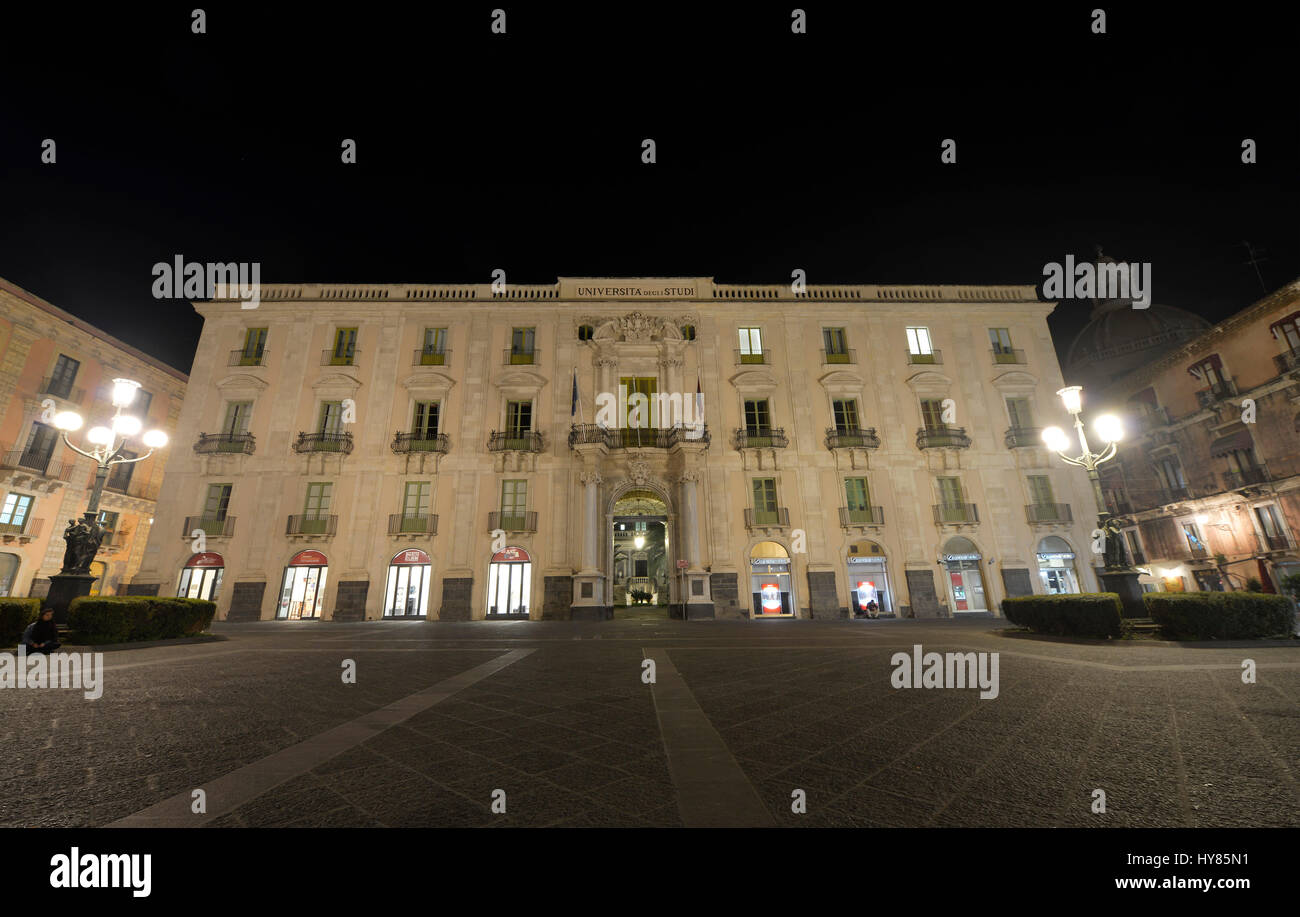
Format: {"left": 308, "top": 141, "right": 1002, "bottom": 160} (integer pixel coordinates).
{"left": 105, "top": 648, "right": 534, "bottom": 828}
{"left": 644, "top": 647, "right": 776, "bottom": 828}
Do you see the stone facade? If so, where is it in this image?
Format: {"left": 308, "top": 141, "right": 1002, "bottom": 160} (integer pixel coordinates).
{"left": 127, "top": 276, "right": 1102, "bottom": 621}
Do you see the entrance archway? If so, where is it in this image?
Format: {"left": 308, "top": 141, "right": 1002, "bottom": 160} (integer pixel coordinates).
{"left": 278, "top": 550, "right": 328, "bottom": 619}
{"left": 385, "top": 548, "right": 431, "bottom": 617}
{"left": 609, "top": 487, "right": 673, "bottom": 618}
{"left": 178, "top": 552, "right": 224, "bottom": 601}
{"left": 486, "top": 546, "right": 532, "bottom": 619}
{"left": 847, "top": 539, "right": 892, "bottom": 617}
{"left": 750, "top": 541, "right": 795, "bottom": 617}
{"left": 1036, "top": 536, "right": 1080, "bottom": 594}
{"left": 941, "top": 537, "right": 988, "bottom": 613}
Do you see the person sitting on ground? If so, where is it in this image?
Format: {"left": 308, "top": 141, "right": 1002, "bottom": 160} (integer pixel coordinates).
{"left": 866, "top": 599, "right": 880, "bottom": 619}
{"left": 21, "top": 609, "right": 61, "bottom": 654}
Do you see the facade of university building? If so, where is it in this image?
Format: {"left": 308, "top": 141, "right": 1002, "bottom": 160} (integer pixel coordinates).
{"left": 0, "top": 278, "right": 187, "bottom": 598}
{"left": 128, "top": 277, "right": 1104, "bottom": 621}
{"left": 1093, "top": 278, "right": 1300, "bottom": 594}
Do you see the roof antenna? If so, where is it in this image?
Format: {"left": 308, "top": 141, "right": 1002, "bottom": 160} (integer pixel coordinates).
{"left": 1239, "top": 240, "right": 1269, "bottom": 293}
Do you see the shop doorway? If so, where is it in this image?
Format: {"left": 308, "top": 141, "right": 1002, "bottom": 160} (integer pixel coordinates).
{"left": 942, "top": 537, "right": 988, "bottom": 613}
{"left": 278, "top": 550, "right": 328, "bottom": 619}
{"left": 1036, "top": 536, "right": 1080, "bottom": 594}
{"left": 847, "top": 539, "right": 892, "bottom": 616}
{"left": 385, "top": 548, "right": 431, "bottom": 617}
{"left": 178, "top": 552, "right": 224, "bottom": 601}
{"left": 750, "top": 541, "right": 795, "bottom": 617}
{"left": 486, "top": 546, "right": 532, "bottom": 619}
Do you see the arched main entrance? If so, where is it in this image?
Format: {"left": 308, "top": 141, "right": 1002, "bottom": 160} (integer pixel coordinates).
{"left": 178, "top": 552, "right": 224, "bottom": 601}
{"left": 847, "top": 539, "right": 892, "bottom": 617}
{"left": 609, "top": 488, "right": 672, "bottom": 618}
{"left": 486, "top": 546, "right": 532, "bottom": 619}
{"left": 750, "top": 541, "right": 795, "bottom": 617}
{"left": 1036, "top": 536, "right": 1080, "bottom": 594}
{"left": 941, "top": 536, "right": 988, "bottom": 613}
{"left": 385, "top": 548, "right": 431, "bottom": 617}
{"left": 278, "top": 550, "right": 328, "bottom": 619}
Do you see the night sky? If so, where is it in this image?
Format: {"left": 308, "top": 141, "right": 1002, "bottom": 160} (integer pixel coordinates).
{"left": 3, "top": 3, "right": 1297, "bottom": 374}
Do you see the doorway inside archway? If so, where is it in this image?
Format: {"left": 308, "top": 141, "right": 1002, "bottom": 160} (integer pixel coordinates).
{"left": 611, "top": 490, "right": 671, "bottom": 619}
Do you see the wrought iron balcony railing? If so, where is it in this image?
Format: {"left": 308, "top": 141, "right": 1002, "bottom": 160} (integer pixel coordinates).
{"left": 488, "top": 431, "right": 544, "bottom": 452}
{"left": 1004, "top": 426, "right": 1043, "bottom": 448}
{"left": 183, "top": 515, "right": 236, "bottom": 537}
{"left": 388, "top": 513, "right": 439, "bottom": 535}
{"left": 1195, "top": 379, "right": 1238, "bottom": 408}
{"left": 839, "top": 506, "right": 885, "bottom": 526}
{"left": 1222, "top": 466, "right": 1270, "bottom": 489}
{"left": 917, "top": 425, "right": 971, "bottom": 449}
{"left": 821, "top": 349, "right": 856, "bottom": 364}
{"left": 744, "top": 507, "right": 790, "bottom": 528}
{"left": 321, "top": 349, "right": 359, "bottom": 366}
{"left": 0, "top": 449, "right": 76, "bottom": 480}
{"left": 488, "top": 511, "right": 537, "bottom": 533}
{"left": 286, "top": 514, "right": 338, "bottom": 536}
{"left": 567, "top": 424, "right": 711, "bottom": 449}
{"left": 933, "top": 503, "right": 979, "bottom": 524}
{"left": 504, "top": 348, "right": 537, "bottom": 365}
{"left": 1026, "top": 503, "right": 1073, "bottom": 524}
{"left": 391, "top": 432, "right": 450, "bottom": 454}
{"left": 194, "top": 432, "right": 256, "bottom": 454}
{"left": 413, "top": 348, "right": 451, "bottom": 366}
{"left": 1159, "top": 486, "right": 1191, "bottom": 504}
{"left": 906, "top": 349, "right": 941, "bottom": 365}
{"left": 734, "top": 349, "right": 769, "bottom": 365}
{"left": 991, "top": 348, "right": 1026, "bottom": 364}
{"left": 294, "top": 432, "right": 353, "bottom": 454}
{"left": 1273, "top": 349, "right": 1300, "bottom": 374}
{"left": 229, "top": 348, "right": 267, "bottom": 367}
{"left": 825, "top": 428, "right": 881, "bottom": 450}
{"left": 733, "top": 428, "right": 788, "bottom": 449}
{"left": 1257, "top": 532, "right": 1293, "bottom": 553}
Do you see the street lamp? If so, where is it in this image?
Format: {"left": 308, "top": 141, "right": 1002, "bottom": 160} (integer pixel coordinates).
{"left": 1041, "top": 385, "right": 1145, "bottom": 617}
{"left": 44, "top": 377, "right": 170, "bottom": 622}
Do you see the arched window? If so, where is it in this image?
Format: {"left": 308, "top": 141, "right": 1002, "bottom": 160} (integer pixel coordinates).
{"left": 577, "top": 324, "right": 595, "bottom": 341}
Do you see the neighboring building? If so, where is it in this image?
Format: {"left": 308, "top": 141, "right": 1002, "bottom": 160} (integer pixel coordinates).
{"left": 128, "top": 277, "right": 1103, "bottom": 622}
{"left": 0, "top": 278, "right": 187, "bottom": 598}
{"left": 1095, "top": 278, "right": 1300, "bottom": 594}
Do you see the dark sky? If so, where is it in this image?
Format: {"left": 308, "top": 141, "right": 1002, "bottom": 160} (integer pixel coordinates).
{"left": 3, "top": 3, "right": 1297, "bottom": 374}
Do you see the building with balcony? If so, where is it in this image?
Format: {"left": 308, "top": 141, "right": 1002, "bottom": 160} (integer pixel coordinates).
{"left": 126, "top": 277, "right": 1101, "bottom": 622}
{"left": 1091, "top": 278, "right": 1300, "bottom": 593}
{"left": 0, "top": 277, "right": 186, "bottom": 597}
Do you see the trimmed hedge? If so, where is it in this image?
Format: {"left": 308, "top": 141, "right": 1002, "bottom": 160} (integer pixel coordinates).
{"left": 1144, "top": 591, "right": 1294, "bottom": 640}
{"left": 67, "top": 596, "right": 216, "bottom": 645}
{"left": 1001, "top": 593, "right": 1124, "bottom": 638}
{"left": 0, "top": 598, "right": 42, "bottom": 647}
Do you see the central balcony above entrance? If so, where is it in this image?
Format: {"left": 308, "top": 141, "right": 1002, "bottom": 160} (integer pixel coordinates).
{"left": 567, "top": 424, "right": 710, "bottom": 449}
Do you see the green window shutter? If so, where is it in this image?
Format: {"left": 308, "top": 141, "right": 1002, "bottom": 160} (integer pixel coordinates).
{"left": 1028, "top": 475, "right": 1054, "bottom": 505}
{"left": 938, "top": 477, "right": 963, "bottom": 506}
{"left": 844, "top": 477, "right": 869, "bottom": 509}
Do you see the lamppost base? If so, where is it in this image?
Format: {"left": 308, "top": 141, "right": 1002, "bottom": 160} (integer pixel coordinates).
{"left": 44, "top": 573, "right": 97, "bottom": 626}
{"left": 1099, "top": 568, "right": 1146, "bottom": 619}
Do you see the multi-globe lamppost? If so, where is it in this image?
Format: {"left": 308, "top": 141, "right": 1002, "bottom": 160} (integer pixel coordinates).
{"left": 43, "top": 377, "right": 169, "bottom": 622}
{"left": 1041, "top": 384, "right": 1145, "bottom": 618}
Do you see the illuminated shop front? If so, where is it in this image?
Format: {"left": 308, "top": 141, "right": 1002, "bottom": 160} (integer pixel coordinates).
{"left": 847, "top": 539, "right": 891, "bottom": 615}
{"left": 178, "top": 552, "right": 224, "bottom": 601}
{"left": 942, "top": 537, "right": 988, "bottom": 613}
{"left": 1035, "top": 536, "right": 1080, "bottom": 594}
{"left": 384, "top": 548, "right": 431, "bottom": 617}
{"left": 750, "top": 541, "right": 794, "bottom": 617}
{"left": 278, "top": 550, "right": 328, "bottom": 620}
{"left": 486, "top": 546, "right": 532, "bottom": 619}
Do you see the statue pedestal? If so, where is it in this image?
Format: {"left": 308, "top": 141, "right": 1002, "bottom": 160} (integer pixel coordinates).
{"left": 44, "top": 574, "right": 97, "bottom": 625}
{"left": 1099, "top": 568, "right": 1146, "bottom": 619}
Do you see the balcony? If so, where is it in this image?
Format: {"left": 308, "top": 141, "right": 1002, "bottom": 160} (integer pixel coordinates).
{"left": 933, "top": 503, "right": 979, "bottom": 525}
{"left": 488, "top": 431, "right": 544, "bottom": 453}
{"left": 839, "top": 506, "right": 885, "bottom": 527}
{"left": 1257, "top": 532, "right": 1294, "bottom": 553}
{"left": 183, "top": 515, "right": 236, "bottom": 538}
{"left": 286, "top": 514, "right": 338, "bottom": 536}
{"left": 568, "top": 424, "right": 710, "bottom": 449}
{"left": 1159, "top": 486, "right": 1191, "bottom": 504}
{"left": 826, "top": 428, "right": 880, "bottom": 450}
{"left": 1135, "top": 407, "right": 1172, "bottom": 431}
{"left": 39, "top": 377, "right": 85, "bottom": 403}
{"left": 1273, "top": 349, "right": 1300, "bottom": 374}
{"left": 821, "top": 349, "right": 856, "bottom": 365}
{"left": 391, "top": 432, "right": 450, "bottom": 454}
{"left": 906, "top": 349, "right": 941, "bottom": 365}
{"left": 991, "top": 348, "right": 1026, "bottom": 365}
{"left": 733, "top": 428, "right": 788, "bottom": 449}
{"left": 321, "top": 349, "right": 359, "bottom": 366}
{"left": 0, "top": 449, "right": 76, "bottom": 481}
{"left": 1004, "top": 426, "right": 1043, "bottom": 449}
{"left": 229, "top": 348, "right": 267, "bottom": 367}
{"left": 1223, "top": 466, "right": 1270, "bottom": 489}
{"left": 488, "top": 511, "right": 537, "bottom": 533}
{"left": 1186, "top": 544, "right": 1208, "bottom": 561}
{"left": 194, "top": 432, "right": 256, "bottom": 454}
{"left": 734, "top": 349, "right": 769, "bottom": 365}
{"left": 504, "top": 349, "right": 537, "bottom": 366}
{"left": 916, "top": 425, "right": 971, "bottom": 449}
{"left": 1026, "top": 503, "right": 1073, "bottom": 524}
{"left": 388, "top": 513, "right": 439, "bottom": 535}
{"left": 1195, "top": 379, "right": 1238, "bottom": 408}
{"left": 744, "top": 507, "right": 790, "bottom": 529}
{"left": 413, "top": 348, "right": 451, "bottom": 367}
{"left": 294, "top": 432, "right": 354, "bottom": 454}
{"left": 106, "top": 478, "right": 161, "bottom": 501}
{"left": 0, "top": 517, "right": 42, "bottom": 544}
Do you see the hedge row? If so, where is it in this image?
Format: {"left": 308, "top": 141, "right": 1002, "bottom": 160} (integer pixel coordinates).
{"left": 1144, "top": 592, "right": 1294, "bottom": 640}
{"left": 0, "top": 598, "right": 42, "bottom": 647}
{"left": 67, "top": 596, "right": 216, "bottom": 645}
{"left": 1001, "top": 593, "right": 1124, "bottom": 638}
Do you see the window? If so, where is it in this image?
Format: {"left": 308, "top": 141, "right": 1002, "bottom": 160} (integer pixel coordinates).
{"left": 413, "top": 401, "right": 440, "bottom": 438}
{"left": 1181, "top": 521, "right": 1206, "bottom": 555}
{"left": 937, "top": 476, "right": 964, "bottom": 506}
{"left": 823, "top": 328, "right": 849, "bottom": 362}
{"left": 1027, "top": 475, "right": 1055, "bottom": 506}
{"left": 510, "top": 327, "right": 536, "bottom": 363}
{"left": 47, "top": 354, "right": 80, "bottom": 398}
{"left": 106, "top": 450, "right": 137, "bottom": 492}
{"left": 680, "top": 324, "right": 696, "bottom": 341}
{"left": 0, "top": 493, "right": 33, "bottom": 530}
{"left": 920, "top": 398, "right": 946, "bottom": 430}
{"left": 634, "top": 558, "right": 649, "bottom": 577}
{"left": 224, "top": 401, "right": 253, "bottom": 436}
{"left": 577, "top": 324, "right": 595, "bottom": 341}
{"left": 752, "top": 478, "right": 779, "bottom": 524}
{"left": 134, "top": 389, "right": 153, "bottom": 419}
{"left": 420, "top": 328, "right": 448, "bottom": 364}
{"left": 989, "top": 328, "right": 1016, "bottom": 362}
{"left": 401, "top": 482, "right": 431, "bottom": 530}
{"left": 1224, "top": 448, "right": 1258, "bottom": 473}
{"left": 1189, "top": 354, "right": 1225, "bottom": 387}
{"left": 832, "top": 398, "right": 859, "bottom": 434}
{"left": 1273, "top": 313, "right": 1300, "bottom": 353}
{"left": 1256, "top": 505, "right": 1288, "bottom": 550}
{"left": 743, "top": 399, "right": 772, "bottom": 435}
{"left": 319, "top": 401, "right": 345, "bottom": 435}
{"left": 1155, "top": 458, "right": 1187, "bottom": 495}
{"left": 844, "top": 477, "right": 872, "bottom": 523}
{"left": 500, "top": 480, "right": 527, "bottom": 527}
{"left": 330, "top": 328, "right": 358, "bottom": 364}
{"left": 204, "top": 484, "right": 232, "bottom": 521}
{"left": 738, "top": 327, "right": 764, "bottom": 363}
{"left": 241, "top": 327, "right": 268, "bottom": 363}
{"left": 95, "top": 510, "right": 119, "bottom": 532}
{"left": 506, "top": 401, "right": 532, "bottom": 434}
{"left": 300, "top": 482, "right": 332, "bottom": 534}
{"left": 1006, "top": 397, "right": 1034, "bottom": 429}
{"left": 19, "top": 422, "right": 58, "bottom": 472}
{"left": 906, "top": 327, "right": 934, "bottom": 362}
{"left": 620, "top": 377, "right": 658, "bottom": 431}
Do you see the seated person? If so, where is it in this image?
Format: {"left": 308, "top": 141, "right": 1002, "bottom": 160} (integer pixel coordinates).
{"left": 21, "top": 609, "right": 61, "bottom": 654}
